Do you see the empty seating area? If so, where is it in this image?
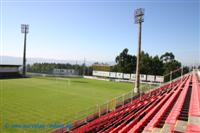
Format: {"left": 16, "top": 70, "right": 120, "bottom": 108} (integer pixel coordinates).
{"left": 53, "top": 71, "right": 200, "bottom": 133}
{"left": 0, "top": 65, "right": 22, "bottom": 79}
{"left": 0, "top": 72, "right": 22, "bottom": 78}
{"left": 186, "top": 70, "right": 200, "bottom": 133}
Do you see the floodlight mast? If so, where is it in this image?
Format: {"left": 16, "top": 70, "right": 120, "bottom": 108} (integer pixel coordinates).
{"left": 134, "top": 8, "right": 144, "bottom": 94}
{"left": 83, "top": 58, "right": 86, "bottom": 76}
{"left": 21, "top": 24, "right": 29, "bottom": 77}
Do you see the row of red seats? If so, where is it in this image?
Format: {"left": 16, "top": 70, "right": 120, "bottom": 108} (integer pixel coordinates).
{"left": 124, "top": 75, "right": 191, "bottom": 133}
{"left": 99, "top": 82, "right": 180, "bottom": 133}
{"left": 161, "top": 74, "right": 191, "bottom": 132}
{"left": 141, "top": 75, "right": 190, "bottom": 132}
{"left": 189, "top": 72, "right": 200, "bottom": 117}
{"left": 51, "top": 73, "right": 188, "bottom": 133}
{"left": 69, "top": 75, "right": 183, "bottom": 133}
{"left": 186, "top": 72, "right": 200, "bottom": 133}
{"left": 97, "top": 82, "right": 176, "bottom": 133}
{"left": 102, "top": 93, "right": 161, "bottom": 133}
{"left": 74, "top": 91, "right": 158, "bottom": 132}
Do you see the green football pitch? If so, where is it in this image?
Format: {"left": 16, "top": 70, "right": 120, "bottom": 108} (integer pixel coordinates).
{"left": 0, "top": 77, "right": 155, "bottom": 133}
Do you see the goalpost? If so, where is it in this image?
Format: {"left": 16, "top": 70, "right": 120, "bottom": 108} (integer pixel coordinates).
{"left": 55, "top": 77, "right": 71, "bottom": 87}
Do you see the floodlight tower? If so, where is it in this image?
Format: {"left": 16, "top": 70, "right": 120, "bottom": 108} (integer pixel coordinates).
{"left": 21, "top": 24, "right": 29, "bottom": 77}
{"left": 134, "top": 8, "right": 144, "bottom": 94}
{"left": 83, "top": 58, "right": 86, "bottom": 76}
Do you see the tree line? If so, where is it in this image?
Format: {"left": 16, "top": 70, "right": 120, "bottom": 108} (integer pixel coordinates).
{"left": 27, "top": 48, "right": 191, "bottom": 77}
{"left": 27, "top": 63, "right": 93, "bottom": 75}
{"left": 111, "top": 48, "right": 192, "bottom": 81}
{"left": 112, "top": 48, "right": 190, "bottom": 75}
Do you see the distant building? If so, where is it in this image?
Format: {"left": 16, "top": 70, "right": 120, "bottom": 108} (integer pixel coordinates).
{"left": 92, "top": 62, "right": 111, "bottom": 72}
{"left": 53, "top": 69, "right": 79, "bottom": 76}
{"left": 0, "top": 65, "right": 21, "bottom": 78}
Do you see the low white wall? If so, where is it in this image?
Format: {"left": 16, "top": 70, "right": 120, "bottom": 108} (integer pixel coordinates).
{"left": 84, "top": 76, "right": 160, "bottom": 85}
{"left": 92, "top": 70, "right": 164, "bottom": 83}
{"left": 197, "top": 69, "right": 200, "bottom": 79}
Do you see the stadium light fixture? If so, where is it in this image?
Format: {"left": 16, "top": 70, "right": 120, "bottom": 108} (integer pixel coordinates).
{"left": 21, "top": 24, "right": 29, "bottom": 77}
{"left": 134, "top": 8, "right": 144, "bottom": 94}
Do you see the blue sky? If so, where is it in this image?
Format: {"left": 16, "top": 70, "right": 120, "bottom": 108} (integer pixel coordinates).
{"left": 0, "top": 0, "right": 199, "bottom": 65}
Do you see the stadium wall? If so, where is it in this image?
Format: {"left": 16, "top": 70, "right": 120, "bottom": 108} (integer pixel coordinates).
{"left": 92, "top": 70, "right": 164, "bottom": 83}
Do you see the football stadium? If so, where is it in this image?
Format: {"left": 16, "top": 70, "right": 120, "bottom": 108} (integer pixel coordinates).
{"left": 0, "top": 1, "right": 199, "bottom": 133}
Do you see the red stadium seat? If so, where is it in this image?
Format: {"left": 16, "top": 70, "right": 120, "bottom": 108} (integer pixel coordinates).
{"left": 55, "top": 72, "right": 199, "bottom": 133}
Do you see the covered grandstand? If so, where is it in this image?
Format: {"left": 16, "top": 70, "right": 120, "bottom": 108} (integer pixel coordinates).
{"left": 0, "top": 64, "right": 22, "bottom": 78}
{"left": 53, "top": 70, "right": 200, "bottom": 133}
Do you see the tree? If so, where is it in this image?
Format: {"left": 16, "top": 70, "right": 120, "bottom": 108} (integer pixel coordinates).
{"left": 114, "top": 49, "right": 182, "bottom": 77}
{"left": 160, "top": 52, "right": 175, "bottom": 63}
{"left": 139, "top": 52, "right": 164, "bottom": 75}
{"left": 163, "top": 60, "right": 181, "bottom": 75}
{"left": 183, "top": 66, "right": 190, "bottom": 74}
{"left": 115, "top": 48, "right": 136, "bottom": 73}
{"left": 140, "top": 51, "right": 152, "bottom": 74}
{"left": 27, "top": 63, "right": 94, "bottom": 76}
{"left": 151, "top": 56, "right": 164, "bottom": 75}
{"left": 162, "top": 60, "right": 181, "bottom": 82}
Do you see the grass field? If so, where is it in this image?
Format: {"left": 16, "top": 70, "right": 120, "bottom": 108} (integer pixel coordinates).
{"left": 0, "top": 77, "right": 154, "bottom": 133}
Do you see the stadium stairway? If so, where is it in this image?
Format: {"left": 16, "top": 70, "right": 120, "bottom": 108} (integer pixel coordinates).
{"left": 52, "top": 71, "right": 200, "bottom": 133}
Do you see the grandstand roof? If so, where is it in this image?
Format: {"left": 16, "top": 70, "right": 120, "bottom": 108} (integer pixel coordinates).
{"left": 0, "top": 64, "right": 21, "bottom": 67}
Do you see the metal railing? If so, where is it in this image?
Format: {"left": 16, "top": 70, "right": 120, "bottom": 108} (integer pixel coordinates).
{"left": 51, "top": 84, "right": 156, "bottom": 133}
{"left": 28, "top": 68, "right": 192, "bottom": 133}
{"left": 59, "top": 68, "right": 193, "bottom": 132}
